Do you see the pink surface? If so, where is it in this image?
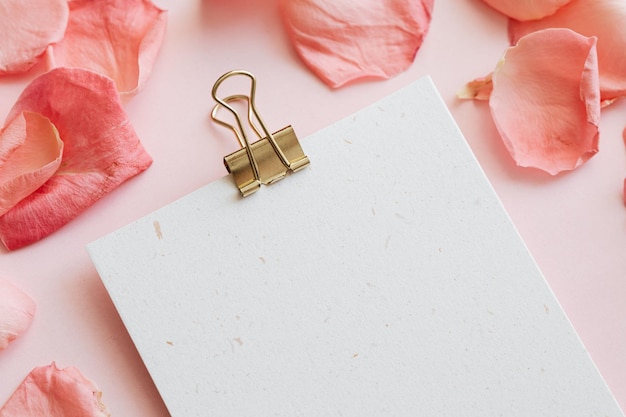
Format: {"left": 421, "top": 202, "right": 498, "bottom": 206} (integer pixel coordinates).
{"left": 1, "top": 0, "right": 625, "bottom": 414}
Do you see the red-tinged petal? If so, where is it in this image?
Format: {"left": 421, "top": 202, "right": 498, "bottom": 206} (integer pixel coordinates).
{"left": 509, "top": 0, "right": 626, "bottom": 103}
{"left": 0, "top": 363, "right": 110, "bottom": 417}
{"left": 480, "top": 0, "right": 572, "bottom": 21}
{"left": 0, "top": 112, "right": 63, "bottom": 217}
{"left": 0, "top": 278, "right": 35, "bottom": 350}
{"left": 0, "top": 0, "right": 69, "bottom": 74}
{"left": 458, "top": 74, "right": 493, "bottom": 100}
{"left": 280, "top": 0, "right": 434, "bottom": 88}
{"left": 490, "top": 28, "right": 600, "bottom": 175}
{"left": 48, "top": 0, "right": 167, "bottom": 99}
{"left": 0, "top": 68, "right": 152, "bottom": 250}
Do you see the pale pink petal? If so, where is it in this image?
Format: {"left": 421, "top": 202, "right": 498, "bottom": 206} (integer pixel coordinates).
{"left": 0, "top": 112, "right": 63, "bottom": 217}
{"left": 48, "top": 0, "right": 167, "bottom": 99}
{"left": 0, "top": 278, "right": 35, "bottom": 350}
{"left": 480, "top": 0, "right": 572, "bottom": 21}
{"left": 490, "top": 28, "right": 600, "bottom": 175}
{"left": 0, "top": 68, "right": 152, "bottom": 250}
{"left": 457, "top": 74, "right": 493, "bottom": 100}
{"left": 0, "top": 363, "right": 110, "bottom": 417}
{"left": 0, "top": 0, "right": 69, "bottom": 74}
{"left": 509, "top": 0, "right": 626, "bottom": 103}
{"left": 280, "top": 0, "right": 434, "bottom": 88}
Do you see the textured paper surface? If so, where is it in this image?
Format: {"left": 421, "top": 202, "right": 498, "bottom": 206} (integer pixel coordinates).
{"left": 88, "top": 77, "right": 623, "bottom": 417}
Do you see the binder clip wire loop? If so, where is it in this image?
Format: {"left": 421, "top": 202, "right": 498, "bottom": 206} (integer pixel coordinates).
{"left": 211, "top": 94, "right": 263, "bottom": 149}
{"left": 211, "top": 70, "right": 310, "bottom": 197}
{"left": 211, "top": 93, "right": 262, "bottom": 189}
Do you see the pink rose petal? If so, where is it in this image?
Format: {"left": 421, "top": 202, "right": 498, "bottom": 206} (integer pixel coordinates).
{"left": 0, "top": 278, "right": 35, "bottom": 350}
{"left": 47, "top": 0, "right": 167, "bottom": 99}
{"left": 490, "top": 28, "right": 600, "bottom": 175}
{"left": 280, "top": 0, "right": 434, "bottom": 88}
{"left": 0, "top": 0, "right": 69, "bottom": 74}
{"left": 0, "top": 111, "right": 63, "bottom": 217}
{"left": 0, "top": 68, "right": 152, "bottom": 250}
{"left": 0, "top": 363, "right": 109, "bottom": 417}
{"left": 480, "top": 0, "right": 572, "bottom": 21}
{"left": 457, "top": 74, "right": 493, "bottom": 101}
{"left": 509, "top": 0, "right": 626, "bottom": 104}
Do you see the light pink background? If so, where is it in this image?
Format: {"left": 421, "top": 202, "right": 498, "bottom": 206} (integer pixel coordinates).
{"left": 1, "top": 0, "right": 625, "bottom": 415}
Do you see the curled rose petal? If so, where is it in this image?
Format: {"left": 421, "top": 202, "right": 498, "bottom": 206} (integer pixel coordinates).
{"left": 47, "top": 0, "right": 167, "bottom": 99}
{"left": 280, "top": 0, "right": 434, "bottom": 88}
{"left": 0, "top": 363, "right": 110, "bottom": 417}
{"left": 479, "top": 0, "right": 572, "bottom": 21}
{"left": 0, "top": 0, "right": 69, "bottom": 74}
{"left": 0, "top": 112, "right": 63, "bottom": 217}
{"left": 489, "top": 28, "right": 600, "bottom": 175}
{"left": 0, "top": 278, "right": 35, "bottom": 350}
{"left": 0, "top": 68, "right": 152, "bottom": 250}
{"left": 457, "top": 74, "right": 493, "bottom": 101}
{"left": 509, "top": 0, "right": 626, "bottom": 104}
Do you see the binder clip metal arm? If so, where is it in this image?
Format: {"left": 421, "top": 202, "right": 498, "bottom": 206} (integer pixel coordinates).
{"left": 211, "top": 70, "right": 310, "bottom": 197}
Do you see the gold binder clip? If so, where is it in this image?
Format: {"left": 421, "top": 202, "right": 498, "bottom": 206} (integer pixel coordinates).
{"left": 211, "top": 70, "right": 310, "bottom": 197}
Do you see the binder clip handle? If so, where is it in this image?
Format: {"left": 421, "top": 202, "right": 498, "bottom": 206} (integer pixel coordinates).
{"left": 211, "top": 93, "right": 262, "bottom": 196}
{"left": 212, "top": 70, "right": 290, "bottom": 169}
{"left": 211, "top": 94, "right": 262, "bottom": 150}
{"left": 210, "top": 70, "right": 310, "bottom": 197}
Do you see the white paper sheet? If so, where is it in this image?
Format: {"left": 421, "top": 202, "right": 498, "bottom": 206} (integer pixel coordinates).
{"left": 88, "top": 77, "right": 623, "bottom": 417}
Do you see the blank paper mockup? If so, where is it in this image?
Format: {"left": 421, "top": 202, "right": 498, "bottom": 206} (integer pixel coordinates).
{"left": 88, "top": 77, "right": 623, "bottom": 417}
